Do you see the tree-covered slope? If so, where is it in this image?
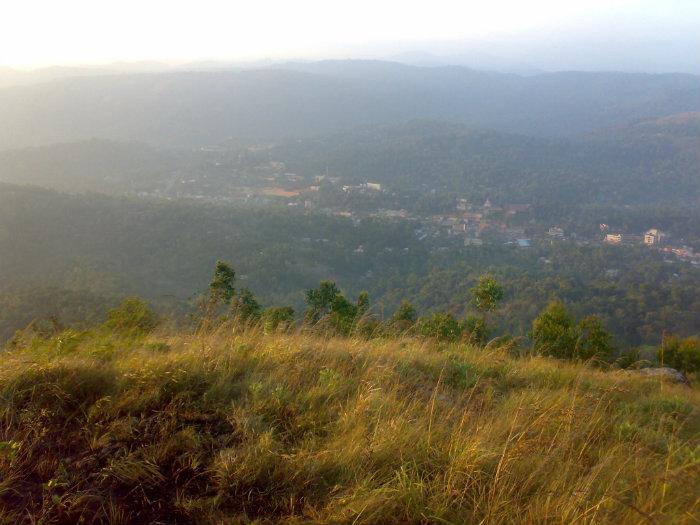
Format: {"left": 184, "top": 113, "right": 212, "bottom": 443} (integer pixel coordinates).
{"left": 0, "top": 140, "right": 182, "bottom": 194}
{"left": 2, "top": 117, "right": 698, "bottom": 206}
{"left": 273, "top": 119, "right": 700, "bottom": 205}
{"left": 2, "top": 183, "right": 700, "bottom": 346}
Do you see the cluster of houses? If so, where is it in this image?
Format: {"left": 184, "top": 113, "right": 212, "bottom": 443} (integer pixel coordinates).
{"left": 603, "top": 228, "right": 665, "bottom": 247}
{"left": 420, "top": 199, "right": 533, "bottom": 247}
{"left": 547, "top": 226, "right": 565, "bottom": 238}
{"left": 603, "top": 227, "right": 699, "bottom": 265}
{"left": 340, "top": 181, "right": 383, "bottom": 193}
{"left": 660, "top": 245, "right": 700, "bottom": 265}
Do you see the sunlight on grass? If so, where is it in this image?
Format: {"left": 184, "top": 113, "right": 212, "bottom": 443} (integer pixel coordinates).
{"left": 1, "top": 327, "right": 698, "bottom": 523}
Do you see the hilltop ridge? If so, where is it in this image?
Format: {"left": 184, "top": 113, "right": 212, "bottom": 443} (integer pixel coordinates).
{"left": 0, "top": 62, "right": 697, "bottom": 149}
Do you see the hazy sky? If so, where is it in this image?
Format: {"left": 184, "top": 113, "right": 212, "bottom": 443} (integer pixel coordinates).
{"left": 1, "top": 0, "right": 698, "bottom": 71}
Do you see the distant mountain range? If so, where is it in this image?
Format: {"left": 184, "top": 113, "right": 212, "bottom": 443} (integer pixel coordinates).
{"left": 0, "top": 60, "right": 697, "bottom": 150}
{"left": 389, "top": 50, "right": 542, "bottom": 75}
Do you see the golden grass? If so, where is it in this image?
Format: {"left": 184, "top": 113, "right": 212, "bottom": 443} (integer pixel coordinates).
{"left": 0, "top": 326, "right": 699, "bottom": 524}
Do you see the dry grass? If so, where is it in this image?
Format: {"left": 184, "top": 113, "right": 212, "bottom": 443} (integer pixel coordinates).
{"left": 1, "top": 325, "right": 699, "bottom": 524}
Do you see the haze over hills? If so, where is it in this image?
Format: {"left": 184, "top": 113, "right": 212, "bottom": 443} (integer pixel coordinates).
{"left": 3, "top": 1, "right": 700, "bottom": 522}
{"left": 271, "top": 117, "right": 700, "bottom": 206}
{"left": 2, "top": 115, "right": 698, "bottom": 206}
{"left": 1, "top": 59, "right": 699, "bottom": 351}
{"left": 0, "top": 140, "right": 183, "bottom": 193}
{"left": 0, "top": 61, "right": 697, "bottom": 150}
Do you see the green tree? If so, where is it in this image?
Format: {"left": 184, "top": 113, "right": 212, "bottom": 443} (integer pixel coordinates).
{"left": 209, "top": 261, "right": 236, "bottom": 306}
{"left": 531, "top": 302, "right": 614, "bottom": 361}
{"left": 304, "top": 282, "right": 372, "bottom": 335}
{"left": 576, "top": 315, "right": 614, "bottom": 360}
{"left": 530, "top": 301, "right": 579, "bottom": 359}
{"left": 468, "top": 274, "right": 504, "bottom": 345}
{"left": 305, "top": 281, "right": 340, "bottom": 324}
{"left": 356, "top": 291, "right": 370, "bottom": 318}
{"left": 232, "top": 288, "right": 262, "bottom": 322}
{"left": 471, "top": 275, "right": 504, "bottom": 313}
{"left": 329, "top": 294, "right": 358, "bottom": 335}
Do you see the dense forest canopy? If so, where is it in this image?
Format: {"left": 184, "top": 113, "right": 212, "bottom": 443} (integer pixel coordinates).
{"left": 2, "top": 183, "right": 699, "bottom": 347}
{"left": 269, "top": 118, "right": 700, "bottom": 206}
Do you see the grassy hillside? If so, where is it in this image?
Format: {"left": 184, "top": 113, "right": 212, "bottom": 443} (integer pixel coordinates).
{"left": 1, "top": 326, "right": 698, "bottom": 523}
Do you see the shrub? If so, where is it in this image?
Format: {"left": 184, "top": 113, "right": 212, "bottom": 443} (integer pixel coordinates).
{"left": 463, "top": 315, "right": 489, "bottom": 345}
{"left": 614, "top": 348, "right": 643, "bottom": 369}
{"left": 530, "top": 301, "right": 579, "bottom": 359}
{"left": 392, "top": 300, "right": 417, "bottom": 324}
{"left": 103, "top": 297, "right": 158, "bottom": 334}
{"left": 659, "top": 335, "right": 700, "bottom": 374}
{"left": 530, "top": 301, "right": 614, "bottom": 361}
{"left": 304, "top": 281, "right": 340, "bottom": 324}
{"left": 262, "top": 307, "right": 295, "bottom": 332}
{"left": 328, "top": 294, "right": 358, "bottom": 335}
{"left": 417, "top": 312, "right": 462, "bottom": 341}
{"left": 576, "top": 315, "right": 614, "bottom": 360}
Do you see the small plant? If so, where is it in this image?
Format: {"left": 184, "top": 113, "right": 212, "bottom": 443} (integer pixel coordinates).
{"left": 0, "top": 440, "right": 21, "bottom": 460}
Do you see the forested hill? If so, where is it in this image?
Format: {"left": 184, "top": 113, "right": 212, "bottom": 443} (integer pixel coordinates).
{"left": 1, "top": 117, "right": 698, "bottom": 206}
{"left": 2, "top": 183, "right": 700, "bottom": 346}
{"left": 0, "top": 61, "right": 697, "bottom": 149}
{"left": 270, "top": 118, "right": 700, "bottom": 205}
{"left": 0, "top": 140, "right": 183, "bottom": 194}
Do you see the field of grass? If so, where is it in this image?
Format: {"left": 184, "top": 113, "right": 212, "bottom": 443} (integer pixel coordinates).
{"left": 1, "top": 325, "right": 699, "bottom": 524}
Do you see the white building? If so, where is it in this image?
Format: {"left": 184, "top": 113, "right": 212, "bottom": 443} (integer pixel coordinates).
{"left": 605, "top": 233, "right": 623, "bottom": 245}
{"left": 547, "top": 226, "right": 565, "bottom": 238}
{"left": 644, "top": 229, "right": 665, "bottom": 246}
{"left": 464, "top": 237, "right": 484, "bottom": 246}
